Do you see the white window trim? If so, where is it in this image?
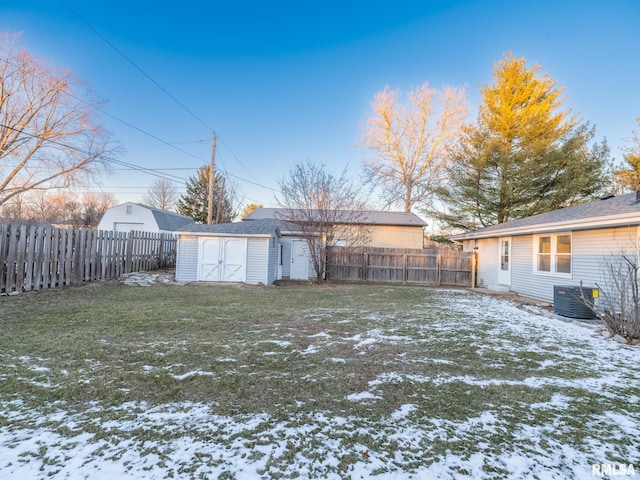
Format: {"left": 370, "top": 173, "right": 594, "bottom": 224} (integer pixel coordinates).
{"left": 532, "top": 232, "right": 572, "bottom": 278}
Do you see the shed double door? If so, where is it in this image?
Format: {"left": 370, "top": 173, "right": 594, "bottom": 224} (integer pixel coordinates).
{"left": 198, "top": 237, "right": 247, "bottom": 282}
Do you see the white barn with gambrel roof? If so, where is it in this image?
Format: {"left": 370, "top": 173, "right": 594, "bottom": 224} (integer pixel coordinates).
{"left": 97, "top": 203, "right": 194, "bottom": 233}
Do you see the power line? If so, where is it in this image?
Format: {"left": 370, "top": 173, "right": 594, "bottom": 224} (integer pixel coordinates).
{"left": 0, "top": 123, "right": 188, "bottom": 185}
{"left": 216, "top": 134, "right": 259, "bottom": 182}
{"left": 54, "top": 3, "right": 279, "bottom": 194}
{"left": 2, "top": 49, "right": 283, "bottom": 197}
{"left": 58, "top": 0, "right": 214, "bottom": 133}
{"left": 2, "top": 123, "right": 282, "bottom": 200}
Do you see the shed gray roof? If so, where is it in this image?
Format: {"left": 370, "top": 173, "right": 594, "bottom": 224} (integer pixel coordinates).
{"left": 177, "top": 218, "right": 282, "bottom": 236}
{"left": 244, "top": 208, "right": 427, "bottom": 227}
{"left": 139, "top": 205, "right": 194, "bottom": 231}
{"left": 453, "top": 193, "right": 640, "bottom": 240}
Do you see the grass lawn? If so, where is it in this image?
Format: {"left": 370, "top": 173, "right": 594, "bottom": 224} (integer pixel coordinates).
{"left": 0, "top": 278, "right": 639, "bottom": 479}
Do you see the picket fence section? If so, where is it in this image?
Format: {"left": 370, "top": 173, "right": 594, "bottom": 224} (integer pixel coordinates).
{"left": 0, "top": 224, "right": 177, "bottom": 293}
{"left": 328, "top": 246, "right": 475, "bottom": 287}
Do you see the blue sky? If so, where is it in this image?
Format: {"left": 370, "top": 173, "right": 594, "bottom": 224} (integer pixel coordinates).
{"left": 3, "top": 0, "right": 639, "bottom": 210}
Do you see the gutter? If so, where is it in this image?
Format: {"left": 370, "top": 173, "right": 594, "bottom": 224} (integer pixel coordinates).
{"left": 175, "top": 232, "right": 274, "bottom": 238}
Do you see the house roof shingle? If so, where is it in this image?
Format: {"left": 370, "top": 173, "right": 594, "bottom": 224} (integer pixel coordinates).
{"left": 143, "top": 205, "right": 195, "bottom": 231}
{"left": 244, "top": 208, "right": 427, "bottom": 227}
{"left": 177, "top": 218, "right": 282, "bottom": 236}
{"left": 453, "top": 193, "right": 640, "bottom": 240}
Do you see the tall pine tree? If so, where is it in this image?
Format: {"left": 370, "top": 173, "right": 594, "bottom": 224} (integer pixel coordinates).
{"left": 437, "top": 52, "right": 610, "bottom": 230}
{"left": 176, "top": 165, "right": 237, "bottom": 223}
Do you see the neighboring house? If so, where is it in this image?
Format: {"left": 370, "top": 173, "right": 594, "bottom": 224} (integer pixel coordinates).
{"left": 97, "top": 203, "right": 194, "bottom": 233}
{"left": 244, "top": 207, "right": 427, "bottom": 281}
{"left": 453, "top": 192, "right": 640, "bottom": 302}
{"left": 245, "top": 208, "right": 427, "bottom": 249}
{"left": 175, "top": 219, "right": 281, "bottom": 285}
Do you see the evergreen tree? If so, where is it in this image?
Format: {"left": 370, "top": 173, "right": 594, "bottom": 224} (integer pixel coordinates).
{"left": 176, "top": 166, "right": 238, "bottom": 223}
{"left": 436, "top": 52, "right": 610, "bottom": 230}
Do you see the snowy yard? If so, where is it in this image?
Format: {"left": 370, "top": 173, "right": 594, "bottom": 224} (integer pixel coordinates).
{"left": 0, "top": 282, "right": 639, "bottom": 479}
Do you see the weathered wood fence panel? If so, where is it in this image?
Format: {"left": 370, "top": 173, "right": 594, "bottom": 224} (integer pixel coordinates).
{"left": 0, "top": 224, "right": 177, "bottom": 293}
{"left": 328, "top": 246, "right": 474, "bottom": 287}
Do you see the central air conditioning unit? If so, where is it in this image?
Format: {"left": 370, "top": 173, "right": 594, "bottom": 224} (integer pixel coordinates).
{"left": 553, "top": 285, "right": 598, "bottom": 319}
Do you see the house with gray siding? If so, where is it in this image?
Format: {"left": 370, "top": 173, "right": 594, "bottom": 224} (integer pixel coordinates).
{"left": 175, "top": 219, "right": 281, "bottom": 285}
{"left": 453, "top": 193, "right": 640, "bottom": 303}
{"left": 244, "top": 208, "right": 427, "bottom": 249}
{"left": 97, "top": 202, "right": 194, "bottom": 233}
{"left": 244, "top": 208, "right": 428, "bottom": 281}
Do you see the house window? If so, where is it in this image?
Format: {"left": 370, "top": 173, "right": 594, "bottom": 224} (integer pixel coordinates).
{"left": 126, "top": 205, "right": 132, "bottom": 215}
{"left": 534, "top": 233, "right": 571, "bottom": 276}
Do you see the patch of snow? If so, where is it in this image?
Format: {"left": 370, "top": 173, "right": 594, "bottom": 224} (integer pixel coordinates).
{"left": 346, "top": 391, "right": 380, "bottom": 402}
{"left": 301, "top": 345, "right": 319, "bottom": 354}
{"left": 259, "top": 340, "right": 292, "bottom": 348}
{"left": 170, "top": 370, "right": 215, "bottom": 381}
{"left": 390, "top": 404, "right": 417, "bottom": 420}
{"left": 308, "top": 332, "right": 331, "bottom": 338}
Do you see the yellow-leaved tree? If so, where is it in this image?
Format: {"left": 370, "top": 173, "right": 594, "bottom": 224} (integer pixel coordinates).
{"left": 615, "top": 118, "right": 640, "bottom": 192}
{"left": 436, "top": 52, "right": 610, "bottom": 230}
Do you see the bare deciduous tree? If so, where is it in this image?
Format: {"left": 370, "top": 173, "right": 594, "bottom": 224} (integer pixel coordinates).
{"left": 277, "top": 160, "right": 369, "bottom": 283}
{"left": 81, "top": 191, "right": 116, "bottom": 227}
{"left": 0, "top": 32, "right": 116, "bottom": 207}
{"left": 362, "top": 82, "right": 467, "bottom": 212}
{"left": 141, "top": 178, "right": 179, "bottom": 211}
{"left": 581, "top": 251, "right": 640, "bottom": 342}
{"left": 0, "top": 189, "right": 115, "bottom": 227}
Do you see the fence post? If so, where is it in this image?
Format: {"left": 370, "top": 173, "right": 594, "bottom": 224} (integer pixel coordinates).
{"left": 363, "top": 251, "right": 368, "bottom": 282}
{"left": 24, "top": 225, "right": 37, "bottom": 291}
{"left": 125, "top": 231, "right": 134, "bottom": 273}
{"left": 158, "top": 234, "right": 165, "bottom": 268}
{"left": 0, "top": 224, "right": 7, "bottom": 293}
{"left": 471, "top": 252, "right": 477, "bottom": 288}
{"left": 5, "top": 225, "right": 18, "bottom": 292}
{"left": 436, "top": 254, "right": 441, "bottom": 287}
{"left": 403, "top": 254, "right": 407, "bottom": 284}
{"left": 16, "top": 225, "right": 27, "bottom": 292}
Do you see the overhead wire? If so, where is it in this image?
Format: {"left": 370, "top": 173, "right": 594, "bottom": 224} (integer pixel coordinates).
{"left": 0, "top": 123, "right": 188, "bottom": 185}
{"left": 3, "top": 18, "right": 283, "bottom": 198}
{"left": 57, "top": 0, "right": 214, "bottom": 133}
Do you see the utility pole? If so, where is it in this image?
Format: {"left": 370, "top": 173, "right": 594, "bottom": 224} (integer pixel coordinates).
{"left": 206, "top": 132, "right": 216, "bottom": 224}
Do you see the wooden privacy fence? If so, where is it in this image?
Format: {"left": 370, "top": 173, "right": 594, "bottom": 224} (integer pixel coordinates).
{"left": 328, "top": 246, "right": 475, "bottom": 287}
{"left": 0, "top": 224, "right": 177, "bottom": 293}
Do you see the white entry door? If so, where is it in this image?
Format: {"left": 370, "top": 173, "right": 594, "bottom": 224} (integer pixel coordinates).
{"left": 497, "top": 237, "right": 511, "bottom": 286}
{"left": 198, "top": 237, "right": 247, "bottom": 282}
{"left": 290, "top": 240, "right": 309, "bottom": 280}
